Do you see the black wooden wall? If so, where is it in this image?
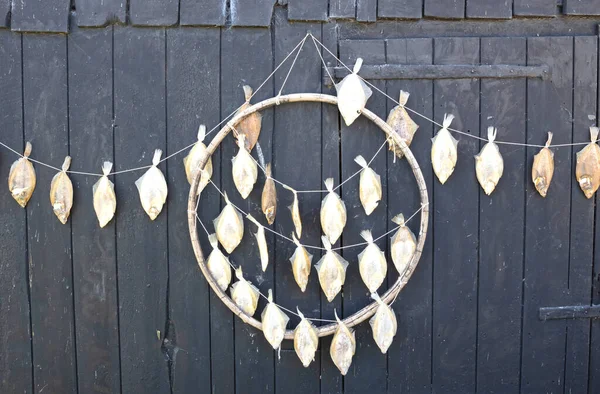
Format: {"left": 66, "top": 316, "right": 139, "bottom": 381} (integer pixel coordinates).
{"left": 2, "top": 1, "right": 600, "bottom": 394}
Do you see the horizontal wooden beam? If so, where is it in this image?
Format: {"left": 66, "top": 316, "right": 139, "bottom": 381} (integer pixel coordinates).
{"left": 539, "top": 305, "right": 600, "bottom": 320}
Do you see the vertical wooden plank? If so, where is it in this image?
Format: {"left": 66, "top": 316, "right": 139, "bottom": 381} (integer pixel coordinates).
{"left": 180, "top": 0, "right": 227, "bottom": 26}
{"left": 476, "top": 36, "right": 526, "bottom": 394}
{"left": 75, "top": 0, "right": 126, "bottom": 26}
{"left": 69, "top": 25, "right": 121, "bottom": 394}
{"left": 591, "top": 28, "right": 600, "bottom": 394}
{"left": 0, "top": 31, "right": 32, "bottom": 394}
{"left": 564, "top": 0, "right": 600, "bottom": 15}
{"left": 23, "top": 34, "right": 77, "bottom": 394}
{"left": 230, "top": 0, "right": 277, "bottom": 27}
{"left": 113, "top": 26, "right": 170, "bottom": 394}
{"left": 377, "top": 0, "right": 423, "bottom": 19}
{"left": 288, "top": 0, "right": 328, "bottom": 21}
{"left": 521, "top": 36, "right": 573, "bottom": 394}
{"left": 431, "top": 36, "right": 479, "bottom": 393}
{"left": 513, "top": 0, "right": 556, "bottom": 16}
{"left": 424, "top": 0, "right": 465, "bottom": 19}
{"left": 466, "top": 0, "right": 511, "bottom": 19}
{"left": 357, "top": 0, "right": 377, "bottom": 22}
{"left": 11, "top": 0, "right": 70, "bottom": 32}
{"left": 130, "top": 0, "right": 179, "bottom": 26}
{"left": 385, "top": 37, "right": 433, "bottom": 394}
{"left": 166, "top": 27, "right": 221, "bottom": 394}
{"left": 329, "top": 0, "right": 356, "bottom": 19}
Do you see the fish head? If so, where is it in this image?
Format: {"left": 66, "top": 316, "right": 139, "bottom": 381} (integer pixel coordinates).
{"left": 265, "top": 207, "right": 275, "bottom": 225}
{"left": 483, "top": 181, "right": 496, "bottom": 196}
{"left": 148, "top": 206, "right": 161, "bottom": 220}
{"left": 53, "top": 202, "right": 69, "bottom": 224}
{"left": 579, "top": 175, "right": 595, "bottom": 199}
{"left": 11, "top": 187, "right": 31, "bottom": 208}
{"left": 534, "top": 176, "right": 548, "bottom": 197}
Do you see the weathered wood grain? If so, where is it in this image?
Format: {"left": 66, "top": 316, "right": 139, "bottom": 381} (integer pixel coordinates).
{"left": 466, "top": 0, "right": 511, "bottom": 19}
{"left": 11, "top": 0, "right": 70, "bottom": 32}
{"left": 288, "top": 0, "right": 328, "bottom": 21}
{"left": 513, "top": 0, "right": 556, "bottom": 16}
{"left": 424, "top": 0, "right": 465, "bottom": 19}
{"left": 564, "top": 0, "right": 600, "bottom": 15}
{"left": 75, "top": 0, "right": 126, "bottom": 26}
{"left": 130, "top": 0, "right": 178, "bottom": 26}
{"left": 180, "top": 0, "right": 227, "bottom": 26}
{"left": 230, "top": 0, "right": 277, "bottom": 26}
{"left": 330, "top": 0, "right": 356, "bottom": 19}
{"left": 357, "top": 0, "right": 377, "bottom": 22}
{"left": 377, "top": 0, "right": 422, "bottom": 19}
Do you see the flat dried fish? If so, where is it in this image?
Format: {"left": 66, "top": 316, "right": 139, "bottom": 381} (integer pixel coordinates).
{"left": 294, "top": 308, "right": 319, "bottom": 368}
{"left": 390, "top": 214, "right": 416, "bottom": 276}
{"left": 354, "top": 155, "right": 382, "bottom": 215}
{"left": 336, "top": 58, "right": 373, "bottom": 126}
{"left": 431, "top": 114, "right": 458, "bottom": 184}
{"left": 386, "top": 90, "right": 419, "bottom": 159}
{"left": 232, "top": 134, "right": 258, "bottom": 199}
{"left": 261, "top": 289, "right": 289, "bottom": 353}
{"left": 315, "top": 236, "right": 348, "bottom": 302}
{"left": 283, "top": 185, "right": 302, "bottom": 238}
{"left": 475, "top": 127, "right": 504, "bottom": 195}
{"left": 261, "top": 163, "right": 277, "bottom": 225}
{"left": 184, "top": 124, "right": 213, "bottom": 195}
{"left": 135, "top": 149, "right": 168, "bottom": 220}
{"left": 207, "top": 233, "right": 232, "bottom": 292}
{"left": 213, "top": 192, "right": 244, "bottom": 254}
{"left": 532, "top": 132, "right": 554, "bottom": 198}
{"left": 8, "top": 141, "right": 36, "bottom": 208}
{"left": 369, "top": 293, "right": 397, "bottom": 354}
{"left": 358, "top": 230, "right": 387, "bottom": 293}
{"left": 320, "top": 178, "right": 346, "bottom": 245}
{"left": 290, "top": 234, "right": 313, "bottom": 292}
{"left": 235, "top": 85, "right": 262, "bottom": 151}
{"left": 50, "top": 156, "right": 74, "bottom": 224}
{"left": 93, "top": 161, "right": 117, "bottom": 228}
{"left": 576, "top": 127, "right": 600, "bottom": 199}
{"left": 247, "top": 214, "right": 269, "bottom": 272}
{"left": 230, "top": 267, "right": 260, "bottom": 317}
{"left": 330, "top": 310, "right": 355, "bottom": 376}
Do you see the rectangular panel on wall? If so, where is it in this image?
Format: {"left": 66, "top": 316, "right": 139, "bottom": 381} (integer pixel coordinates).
{"left": 11, "top": 0, "right": 70, "bottom": 32}
{"left": 129, "top": 0, "right": 178, "bottom": 26}
{"left": 75, "top": 0, "right": 126, "bottom": 27}
{"left": 466, "top": 0, "right": 511, "bottom": 18}
{"left": 563, "top": 0, "right": 600, "bottom": 15}
{"left": 424, "top": 0, "right": 465, "bottom": 19}
{"left": 230, "top": 0, "right": 276, "bottom": 26}
{"left": 329, "top": 0, "right": 356, "bottom": 19}
{"left": 288, "top": 0, "right": 328, "bottom": 21}
{"left": 378, "top": 0, "right": 423, "bottom": 19}
{"left": 513, "top": 0, "right": 556, "bottom": 16}
{"left": 180, "top": 0, "right": 226, "bottom": 26}
{"left": 357, "top": 0, "right": 377, "bottom": 21}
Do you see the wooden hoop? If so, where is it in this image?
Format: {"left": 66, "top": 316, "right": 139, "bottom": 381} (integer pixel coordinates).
{"left": 187, "top": 93, "right": 429, "bottom": 339}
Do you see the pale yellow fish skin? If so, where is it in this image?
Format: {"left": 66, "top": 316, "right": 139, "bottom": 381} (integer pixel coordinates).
{"left": 386, "top": 105, "right": 418, "bottom": 159}
{"left": 576, "top": 142, "right": 600, "bottom": 199}
{"left": 431, "top": 128, "right": 458, "bottom": 185}
{"left": 255, "top": 226, "right": 269, "bottom": 272}
{"left": 232, "top": 148, "right": 258, "bottom": 199}
{"left": 475, "top": 142, "right": 504, "bottom": 196}
{"left": 136, "top": 166, "right": 168, "bottom": 220}
{"left": 93, "top": 176, "right": 116, "bottom": 228}
{"left": 532, "top": 147, "right": 554, "bottom": 198}
{"left": 390, "top": 226, "right": 417, "bottom": 275}
{"left": 358, "top": 244, "right": 387, "bottom": 293}
{"left": 330, "top": 320, "right": 356, "bottom": 376}
{"left": 336, "top": 74, "right": 372, "bottom": 126}
{"left": 184, "top": 142, "right": 213, "bottom": 195}
{"left": 261, "top": 302, "right": 290, "bottom": 350}
{"left": 294, "top": 318, "right": 319, "bottom": 367}
{"left": 50, "top": 171, "right": 73, "bottom": 224}
{"left": 320, "top": 193, "right": 347, "bottom": 245}
{"left": 214, "top": 204, "right": 244, "bottom": 254}
{"left": 315, "top": 251, "right": 348, "bottom": 302}
{"left": 358, "top": 167, "right": 381, "bottom": 216}
{"left": 230, "top": 279, "right": 260, "bottom": 317}
{"left": 8, "top": 158, "right": 36, "bottom": 208}
{"left": 235, "top": 91, "right": 262, "bottom": 151}
{"left": 290, "top": 244, "right": 313, "bottom": 292}
{"left": 290, "top": 194, "right": 302, "bottom": 238}
{"left": 207, "top": 249, "right": 232, "bottom": 292}
{"left": 369, "top": 302, "right": 397, "bottom": 354}
{"left": 261, "top": 164, "right": 277, "bottom": 225}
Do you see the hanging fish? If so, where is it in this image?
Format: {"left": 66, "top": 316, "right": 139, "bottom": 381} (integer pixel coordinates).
{"left": 247, "top": 214, "right": 269, "bottom": 272}
{"left": 358, "top": 230, "right": 387, "bottom": 293}
{"left": 135, "top": 149, "right": 168, "bottom": 220}
{"left": 261, "top": 163, "right": 277, "bottom": 225}
{"left": 294, "top": 308, "right": 319, "bottom": 368}
{"left": 390, "top": 214, "right": 416, "bottom": 276}
{"left": 431, "top": 114, "right": 458, "bottom": 184}
{"left": 315, "top": 236, "right": 349, "bottom": 302}
{"left": 261, "top": 289, "right": 290, "bottom": 354}
{"left": 576, "top": 127, "right": 600, "bottom": 199}
{"left": 207, "top": 233, "right": 232, "bottom": 292}
{"left": 49, "top": 156, "right": 74, "bottom": 224}
{"left": 532, "top": 132, "right": 554, "bottom": 198}
{"left": 232, "top": 134, "right": 258, "bottom": 200}
{"left": 336, "top": 58, "right": 373, "bottom": 126}
{"left": 369, "top": 292, "right": 397, "bottom": 354}
{"left": 283, "top": 185, "right": 302, "bottom": 238}
{"left": 330, "top": 309, "right": 355, "bottom": 376}
{"left": 234, "top": 85, "right": 262, "bottom": 151}
{"left": 386, "top": 90, "right": 419, "bottom": 159}
{"left": 184, "top": 124, "right": 213, "bottom": 195}
{"left": 8, "top": 141, "right": 36, "bottom": 208}
{"left": 93, "top": 161, "right": 117, "bottom": 228}
{"left": 475, "top": 127, "right": 504, "bottom": 195}
{"left": 354, "top": 155, "right": 381, "bottom": 215}
{"left": 230, "top": 267, "right": 260, "bottom": 317}
{"left": 320, "top": 178, "right": 346, "bottom": 245}
{"left": 290, "top": 234, "right": 313, "bottom": 292}
{"left": 213, "top": 192, "right": 244, "bottom": 254}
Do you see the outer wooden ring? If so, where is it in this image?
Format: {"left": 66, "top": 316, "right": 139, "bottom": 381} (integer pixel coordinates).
{"left": 187, "top": 93, "right": 429, "bottom": 339}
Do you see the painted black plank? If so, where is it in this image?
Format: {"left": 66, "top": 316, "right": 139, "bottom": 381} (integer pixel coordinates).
{"left": 113, "top": 26, "right": 170, "bottom": 394}
{"left": 288, "top": 0, "right": 328, "bottom": 21}
{"left": 11, "top": 0, "right": 70, "bottom": 32}
{"left": 68, "top": 25, "right": 121, "bottom": 394}
{"left": 476, "top": 36, "right": 526, "bottom": 394}
{"left": 0, "top": 31, "right": 32, "bottom": 394}
{"left": 329, "top": 0, "right": 356, "bottom": 19}
{"left": 431, "top": 37, "right": 479, "bottom": 393}
{"left": 1, "top": 0, "right": 9, "bottom": 27}
{"left": 357, "top": 0, "right": 377, "bottom": 22}
{"left": 521, "top": 36, "right": 573, "bottom": 394}
{"left": 513, "top": 0, "right": 556, "bottom": 16}
{"left": 180, "top": 0, "right": 226, "bottom": 26}
{"left": 166, "top": 27, "right": 220, "bottom": 393}
{"left": 385, "top": 37, "right": 433, "bottom": 394}
{"left": 230, "top": 0, "right": 277, "bottom": 27}
{"left": 130, "top": 0, "right": 178, "bottom": 26}
{"left": 591, "top": 29, "right": 600, "bottom": 394}
{"left": 424, "top": 0, "right": 465, "bottom": 19}
{"left": 377, "top": 0, "right": 422, "bottom": 19}
{"left": 22, "top": 34, "right": 77, "bottom": 394}
{"left": 75, "top": 0, "right": 126, "bottom": 27}
{"left": 564, "top": 0, "right": 600, "bottom": 15}
{"left": 466, "top": 0, "right": 511, "bottom": 19}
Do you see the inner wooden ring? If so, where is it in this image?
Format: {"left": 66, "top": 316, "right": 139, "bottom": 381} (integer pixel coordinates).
{"left": 187, "top": 93, "right": 429, "bottom": 339}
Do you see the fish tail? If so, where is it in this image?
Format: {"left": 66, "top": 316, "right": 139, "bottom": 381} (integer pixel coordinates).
{"left": 334, "top": 308, "right": 341, "bottom": 323}
{"left": 391, "top": 213, "right": 405, "bottom": 227}
{"left": 208, "top": 233, "right": 218, "bottom": 249}
{"left": 370, "top": 292, "right": 382, "bottom": 303}
{"left": 265, "top": 163, "right": 272, "bottom": 177}
{"left": 590, "top": 126, "right": 599, "bottom": 143}
{"left": 399, "top": 90, "right": 410, "bottom": 106}
{"left": 354, "top": 155, "right": 368, "bottom": 169}
{"left": 246, "top": 213, "right": 261, "bottom": 228}
{"left": 296, "top": 307, "right": 304, "bottom": 320}
{"left": 197, "top": 124, "right": 206, "bottom": 142}
{"left": 102, "top": 161, "right": 113, "bottom": 176}
{"left": 243, "top": 85, "right": 253, "bottom": 102}
{"left": 360, "top": 229, "right": 373, "bottom": 243}
{"left": 321, "top": 235, "right": 332, "bottom": 251}
{"left": 353, "top": 58, "right": 363, "bottom": 74}
{"left": 324, "top": 178, "right": 334, "bottom": 192}
{"left": 267, "top": 288, "right": 273, "bottom": 303}
{"left": 292, "top": 233, "right": 302, "bottom": 247}
{"left": 235, "top": 266, "right": 244, "bottom": 280}
{"left": 152, "top": 149, "right": 163, "bottom": 166}
{"left": 62, "top": 156, "right": 72, "bottom": 172}
{"left": 487, "top": 126, "right": 497, "bottom": 143}
{"left": 545, "top": 132, "right": 553, "bottom": 148}
{"left": 24, "top": 141, "right": 32, "bottom": 158}
{"left": 442, "top": 113, "right": 455, "bottom": 129}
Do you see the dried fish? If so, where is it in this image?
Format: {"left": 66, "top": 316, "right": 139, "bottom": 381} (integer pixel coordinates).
{"left": 283, "top": 185, "right": 302, "bottom": 238}
{"left": 294, "top": 308, "right": 319, "bottom": 368}
{"left": 247, "top": 214, "right": 269, "bottom": 272}
{"left": 232, "top": 134, "right": 258, "bottom": 199}
{"left": 354, "top": 155, "right": 382, "bottom": 215}
{"left": 315, "top": 236, "right": 349, "bottom": 302}
{"left": 320, "top": 178, "right": 346, "bottom": 245}
{"left": 213, "top": 192, "right": 244, "bottom": 254}
{"left": 431, "top": 114, "right": 458, "bottom": 185}
{"left": 369, "top": 293, "right": 397, "bottom": 354}
{"left": 358, "top": 230, "right": 387, "bottom": 293}
{"left": 261, "top": 289, "right": 289, "bottom": 353}
{"left": 336, "top": 58, "right": 373, "bottom": 126}
{"left": 8, "top": 141, "right": 36, "bottom": 208}
{"left": 235, "top": 85, "right": 262, "bottom": 151}
{"left": 135, "top": 149, "right": 168, "bottom": 220}
{"left": 183, "top": 124, "right": 213, "bottom": 195}
{"left": 261, "top": 163, "right": 277, "bottom": 225}
{"left": 576, "top": 127, "right": 600, "bottom": 199}
{"left": 207, "top": 233, "right": 232, "bottom": 292}
{"left": 330, "top": 310, "right": 355, "bottom": 376}
{"left": 532, "top": 132, "right": 555, "bottom": 198}
{"left": 230, "top": 267, "right": 260, "bottom": 317}
{"left": 93, "top": 161, "right": 117, "bottom": 228}
{"left": 290, "top": 234, "right": 313, "bottom": 292}
{"left": 475, "top": 127, "right": 504, "bottom": 195}
{"left": 49, "top": 156, "right": 74, "bottom": 224}
{"left": 390, "top": 214, "right": 416, "bottom": 276}
{"left": 386, "top": 90, "right": 419, "bottom": 159}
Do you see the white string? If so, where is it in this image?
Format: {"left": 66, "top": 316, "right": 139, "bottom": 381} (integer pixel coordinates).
{"left": 276, "top": 35, "right": 308, "bottom": 99}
